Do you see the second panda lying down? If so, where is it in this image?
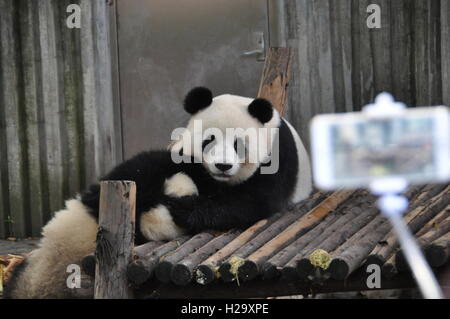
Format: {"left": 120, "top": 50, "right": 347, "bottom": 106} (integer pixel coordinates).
{"left": 6, "top": 87, "right": 311, "bottom": 298}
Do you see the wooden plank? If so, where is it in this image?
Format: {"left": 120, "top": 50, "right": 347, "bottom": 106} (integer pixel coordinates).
{"left": 38, "top": 0, "right": 65, "bottom": 214}
{"left": 0, "top": 0, "right": 28, "bottom": 238}
{"left": 352, "top": 0, "right": 375, "bottom": 110}
{"left": 0, "top": 153, "right": 5, "bottom": 237}
{"left": 442, "top": 0, "right": 450, "bottom": 107}
{"left": 370, "top": 0, "right": 392, "bottom": 94}
{"left": 80, "top": 0, "right": 119, "bottom": 183}
{"left": 80, "top": 0, "right": 99, "bottom": 185}
{"left": 413, "top": 0, "right": 429, "bottom": 105}
{"left": 311, "top": 0, "right": 335, "bottom": 114}
{"left": 108, "top": 0, "right": 124, "bottom": 163}
{"left": 58, "top": 0, "right": 83, "bottom": 195}
{"left": 413, "top": 0, "right": 442, "bottom": 106}
{"left": 19, "top": 0, "right": 47, "bottom": 237}
{"left": 94, "top": 181, "right": 136, "bottom": 299}
{"left": 290, "top": 0, "right": 313, "bottom": 147}
{"left": 390, "top": 0, "right": 414, "bottom": 106}
{"left": 257, "top": 48, "right": 294, "bottom": 115}
{"left": 426, "top": 0, "right": 442, "bottom": 106}
{"left": 91, "top": 1, "right": 119, "bottom": 175}
{"left": 329, "top": 0, "right": 353, "bottom": 113}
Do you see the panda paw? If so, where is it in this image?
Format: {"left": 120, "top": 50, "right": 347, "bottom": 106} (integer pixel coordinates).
{"left": 164, "top": 173, "right": 199, "bottom": 198}
{"left": 164, "top": 196, "right": 197, "bottom": 228}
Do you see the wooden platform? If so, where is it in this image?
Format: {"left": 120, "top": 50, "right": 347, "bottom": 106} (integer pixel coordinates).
{"left": 79, "top": 184, "right": 450, "bottom": 298}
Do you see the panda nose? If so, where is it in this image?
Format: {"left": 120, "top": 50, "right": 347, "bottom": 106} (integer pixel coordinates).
{"left": 215, "top": 163, "right": 233, "bottom": 172}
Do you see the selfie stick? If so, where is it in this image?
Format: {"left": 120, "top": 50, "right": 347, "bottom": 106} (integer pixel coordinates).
{"left": 366, "top": 94, "right": 443, "bottom": 299}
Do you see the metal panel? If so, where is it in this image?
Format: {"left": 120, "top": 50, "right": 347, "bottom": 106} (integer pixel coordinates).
{"left": 116, "top": 0, "right": 269, "bottom": 158}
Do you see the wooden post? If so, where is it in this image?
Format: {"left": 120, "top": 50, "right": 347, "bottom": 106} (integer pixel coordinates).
{"left": 257, "top": 47, "right": 294, "bottom": 115}
{"left": 94, "top": 181, "right": 136, "bottom": 299}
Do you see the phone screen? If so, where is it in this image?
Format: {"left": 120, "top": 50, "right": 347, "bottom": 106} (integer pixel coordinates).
{"left": 311, "top": 107, "right": 450, "bottom": 189}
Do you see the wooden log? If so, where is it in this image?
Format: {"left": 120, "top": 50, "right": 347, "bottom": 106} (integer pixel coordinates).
{"left": 262, "top": 191, "right": 369, "bottom": 280}
{"left": 154, "top": 232, "right": 214, "bottom": 283}
{"left": 133, "top": 240, "right": 165, "bottom": 259}
{"left": 295, "top": 205, "right": 379, "bottom": 280}
{"left": 196, "top": 219, "right": 269, "bottom": 285}
{"left": 238, "top": 190, "right": 354, "bottom": 282}
{"left": 328, "top": 215, "right": 392, "bottom": 280}
{"left": 396, "top": 210, "right": 450, "bottom": 271}
{"left": 94, "top": 181, "right": 136, "bottom": 299}
{"left": 416, "top": 208, "right": 449, "bottom": 237}
{"left": 218, "top": 207, "right": 310, "bottom": 282}
{"left": 257, "top": 48, "right": 294, "bottom": 114}
{"left": 218, "top": 191, "right": 329, "bottom": 282}
{"left": 261, "top": 208, "right": 341, "bottom": 280}
{"left": 366, "top": 185, "right": 450, "bottom": 266}
{"left": 127, "top": 236, "right": 189, "bottom": 286}
{"left": 171, "top": 231, "right": 239, "bottom": 286}
{"left": 425, "top": 232, "right": 450, "bottom": 267}
{"left": 82, "top": 240, "right": 164, "bottom": 278}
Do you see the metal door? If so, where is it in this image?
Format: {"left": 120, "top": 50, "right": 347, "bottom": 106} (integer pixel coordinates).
{"left": 115, "top": 0, "right": 269, "bottom": 158}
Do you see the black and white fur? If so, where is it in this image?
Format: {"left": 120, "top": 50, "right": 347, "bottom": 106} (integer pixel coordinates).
{"left": 6, "top": 87, "right": 311, "bottom": 298}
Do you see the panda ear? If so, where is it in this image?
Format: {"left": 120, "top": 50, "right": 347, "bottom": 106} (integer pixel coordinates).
{"left": 248, "top": 98, "right": 273, "bottom": 124}
{"left": 184, "top": 87, "right": 213, "bottom": 114}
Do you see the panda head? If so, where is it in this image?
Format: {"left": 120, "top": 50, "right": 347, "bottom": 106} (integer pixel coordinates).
{"left": 171, "top": 87, "right": 281, "bottom": 184}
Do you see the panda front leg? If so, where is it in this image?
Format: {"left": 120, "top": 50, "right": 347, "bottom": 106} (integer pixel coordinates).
{"left": 5, "top": 199, "right": 98, "bottom": 299}
{"left": 139, "top": 172, "right": 198, "bottom": 241}
{"left": 165, "top": 192, "right": 271, "bottom": 233}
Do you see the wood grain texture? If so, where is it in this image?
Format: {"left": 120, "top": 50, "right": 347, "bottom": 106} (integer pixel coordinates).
{"left": 0, "top": 0, "right": 28, "bottom": 237}
{"left": 19, "top": 0, "right": 46, "bottom": 236}
{"left": 237, "top": 190, "right": 354, "bottom": 281}
{"left": 94, "top": 181, "right": 136, "bottom": 299}
{"left": 257, "top": 47, "right": 294, "bottom": 115}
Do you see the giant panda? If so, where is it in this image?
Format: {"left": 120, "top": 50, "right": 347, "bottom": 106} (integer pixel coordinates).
{"left": 5, "top": 87, "right": 311, "bottom": 298}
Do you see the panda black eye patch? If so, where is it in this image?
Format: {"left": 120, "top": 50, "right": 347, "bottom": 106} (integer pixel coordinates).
{"left": 202, "top": 135, "right": 216, "bottom": 151}
{"left": 234, "top": 138, "right": 246, "bottom": 158}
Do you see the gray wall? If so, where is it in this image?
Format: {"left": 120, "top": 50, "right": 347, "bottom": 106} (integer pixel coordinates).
{"left": 281, "top": 0, "right": 450, "bottom": 147}
{"left": 0, "top": 0, "right": 121, "bottom": 238}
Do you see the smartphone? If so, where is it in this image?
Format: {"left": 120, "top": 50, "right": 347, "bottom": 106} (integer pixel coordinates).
{"left": 310, "top": 106, "right": 450, "bottom": 190}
